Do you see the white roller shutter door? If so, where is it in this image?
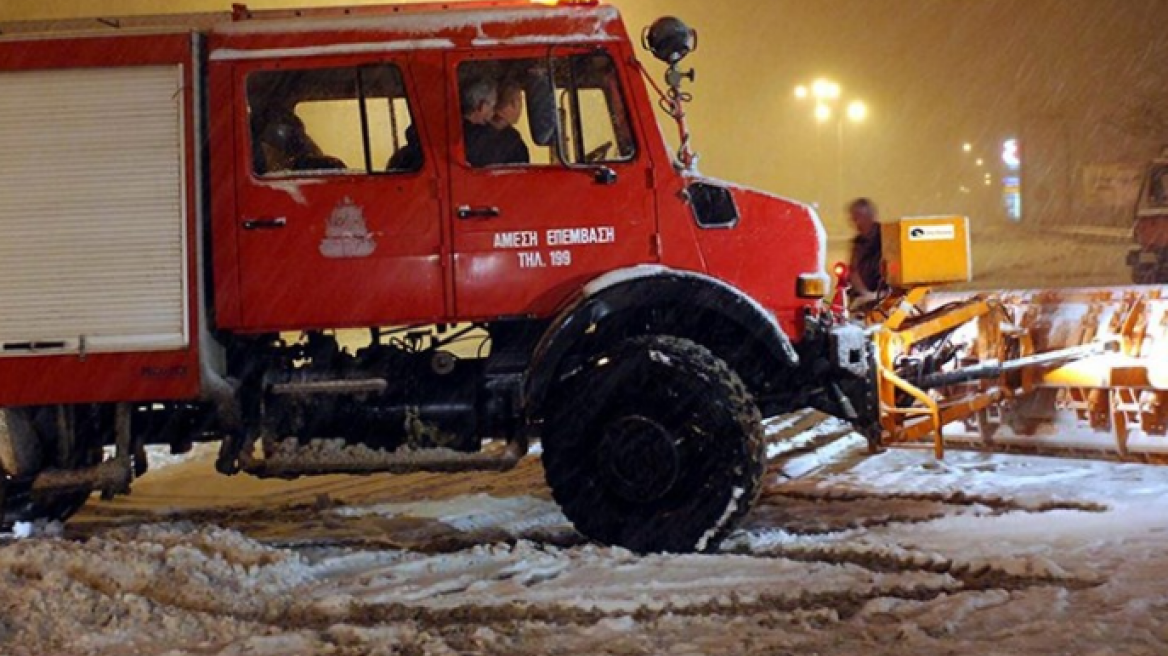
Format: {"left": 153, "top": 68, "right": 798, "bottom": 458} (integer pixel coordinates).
{"left": 0, "top": 65, "right": 189, "bottom": 356}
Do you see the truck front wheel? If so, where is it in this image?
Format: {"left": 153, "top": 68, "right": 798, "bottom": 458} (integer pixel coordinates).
{"left": 541, "top": 335, "right": 765, "bottom": 553}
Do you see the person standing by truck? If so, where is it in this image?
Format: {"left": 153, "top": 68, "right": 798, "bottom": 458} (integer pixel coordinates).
{"left": 847, "top": 197, "right": 884, "bottom": 305}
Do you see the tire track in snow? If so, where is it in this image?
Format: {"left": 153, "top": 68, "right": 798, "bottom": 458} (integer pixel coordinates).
{"left": 738, "top": 542, "right": 1102, "bottom": 597}
{"left": 277, "top": 578, "right": 968, "bottom": 630}
{"left": 765, "top": 487, "right": 1108, "bottom": 514}
{"left": 272, "top": 545, "right": 1098, "bottom": 632}
{"left": 748, "top": 486, "right": 1107, "bottom": 537}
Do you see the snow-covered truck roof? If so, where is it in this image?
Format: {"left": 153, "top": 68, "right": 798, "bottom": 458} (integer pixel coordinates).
{"left": 0, "top": 1, "right": 625, "bottom": 52}
{"left": 212, "top": 1, "right": 623, "bottom": 60}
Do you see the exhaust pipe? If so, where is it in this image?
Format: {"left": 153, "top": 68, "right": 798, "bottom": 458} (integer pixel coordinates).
{"left": 30, "top": 458, "right": 131, "bottom": 498}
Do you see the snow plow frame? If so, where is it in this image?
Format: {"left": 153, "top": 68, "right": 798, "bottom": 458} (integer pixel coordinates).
{"left": 868, "top": 285, "right": 1168, "bottom": 462}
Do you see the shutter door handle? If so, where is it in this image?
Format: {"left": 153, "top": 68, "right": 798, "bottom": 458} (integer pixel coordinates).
{"left": 3, "top": 341, "right": 67, "bottom": 352}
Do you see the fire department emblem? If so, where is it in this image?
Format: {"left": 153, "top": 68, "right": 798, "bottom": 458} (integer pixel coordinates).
{"left": 320, "top": 197, "right": 377, "bottom": 259}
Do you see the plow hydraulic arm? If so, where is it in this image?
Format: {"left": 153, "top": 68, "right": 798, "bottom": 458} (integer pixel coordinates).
{"left": 913, "top": 340, "right": 1118, "bottom": 389}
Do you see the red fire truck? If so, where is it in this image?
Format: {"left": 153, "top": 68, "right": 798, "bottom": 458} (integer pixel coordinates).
{"left": 0, "top": 1, "right": 861, "bottom": 552}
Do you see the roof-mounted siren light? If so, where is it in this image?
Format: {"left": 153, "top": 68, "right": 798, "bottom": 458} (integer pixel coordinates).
{"left": 530, "top": 0, "right": 600, "bottom": 6}
{"left": 642, "top": 17, "right": 700, "bottom": 170}
{"left": 644, "top": 16, "right": 697, "bottom": 65}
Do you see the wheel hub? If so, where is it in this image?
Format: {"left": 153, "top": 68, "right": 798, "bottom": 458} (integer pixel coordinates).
{"left": 598, "top": 416, "right": 681, "bottom": 503}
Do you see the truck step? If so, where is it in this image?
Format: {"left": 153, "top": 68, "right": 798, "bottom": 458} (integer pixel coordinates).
{"left": 269, "top": 378, "right": 388, "bottom": 396}
{"left": 241, "top": 440, "right": 526, "bottom": 478}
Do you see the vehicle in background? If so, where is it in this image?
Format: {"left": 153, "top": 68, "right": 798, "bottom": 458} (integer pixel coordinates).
{"left": 1129, "top": 152, "right": 1168, "bottom": 283}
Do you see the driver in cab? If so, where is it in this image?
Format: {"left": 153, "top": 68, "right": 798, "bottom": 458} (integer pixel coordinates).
{"left": 482, "top": 81, "right": 530, "bottom": 166}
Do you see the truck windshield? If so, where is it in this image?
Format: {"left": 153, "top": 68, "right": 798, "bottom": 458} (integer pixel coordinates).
{"left": 247, "top": 64, "right": 418, "bottom": 177}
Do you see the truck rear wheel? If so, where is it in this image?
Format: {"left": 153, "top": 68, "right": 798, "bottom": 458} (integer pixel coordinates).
{"left": 1, "top": 408, "right": 98, "bottom": 531}
{"left": 541, "top": 335, "right": 765, "bottom": 553}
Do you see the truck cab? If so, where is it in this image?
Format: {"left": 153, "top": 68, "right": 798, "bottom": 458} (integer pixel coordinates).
{"left": 208, "top": 3, "right": 826, "bottom": 337}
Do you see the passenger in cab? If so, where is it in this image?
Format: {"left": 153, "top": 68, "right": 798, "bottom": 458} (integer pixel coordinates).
{"left": 482, "top": 81, "right": 530, "bottom": 166}
{"left": 253, "top": 108, "right": 345, "bottom": 174}
{"left": 460, "top": 77, "right": 498, "bottom": 167}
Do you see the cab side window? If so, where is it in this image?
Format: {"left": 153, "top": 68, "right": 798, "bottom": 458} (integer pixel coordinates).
{"left": 456, "top": 53, "right": 635, "bottom": 168}
{"left": 248, "top": 64, "right": 420, "bottom": 177}
{"left": 556, "top": 54, "right": 636, "bottom": 165}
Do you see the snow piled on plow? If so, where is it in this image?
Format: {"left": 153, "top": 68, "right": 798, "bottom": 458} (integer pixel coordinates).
{"left": 4, "top": 413, "right": 1168, "bottom": 655}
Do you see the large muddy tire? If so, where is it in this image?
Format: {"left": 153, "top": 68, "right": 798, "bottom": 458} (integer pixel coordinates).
{"left": 1, "top": 408, "right": 98, "bottom": 530}
{"left": 541, "top": 335, "right": 765, "bottom": 553}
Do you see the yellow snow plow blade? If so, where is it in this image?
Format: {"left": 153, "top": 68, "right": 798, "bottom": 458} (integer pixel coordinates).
{"left": 869, "top": 285, "right": 1168, "bottom": 462}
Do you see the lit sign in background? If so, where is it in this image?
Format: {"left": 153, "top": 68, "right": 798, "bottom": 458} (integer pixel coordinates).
{"left": 1002, "top": 138, "right": 1021, "bottom": 221}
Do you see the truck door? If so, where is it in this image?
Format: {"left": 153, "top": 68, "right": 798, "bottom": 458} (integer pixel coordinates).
{"left": 446, "top": 49, "right": 657, "bottom": 319}
{"left": 232, "top": 58, "right": 444, "bottom": 331}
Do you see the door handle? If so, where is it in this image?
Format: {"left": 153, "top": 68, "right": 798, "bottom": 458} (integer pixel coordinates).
{"left": 593, "top": 166, "right": 618, "bottom": 185}
{"left": 243, "top": 217, "right": 287, "bottom": 230}
{"left": 456, "top": 205, "right": 501, "bottom": 220}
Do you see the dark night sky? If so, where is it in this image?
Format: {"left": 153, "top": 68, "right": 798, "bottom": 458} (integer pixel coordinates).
{"left": 621, "top": 1, "right": 1168, "bottom": 230}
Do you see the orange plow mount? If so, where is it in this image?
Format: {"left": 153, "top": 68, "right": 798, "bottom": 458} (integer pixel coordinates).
{"left": 868, "top": 285, "right": 1168, "bottom": 462}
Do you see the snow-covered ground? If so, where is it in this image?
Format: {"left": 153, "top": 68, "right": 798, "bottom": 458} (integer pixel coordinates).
{"left": 3, "top": 408, "right": 1168, "bottom": 656}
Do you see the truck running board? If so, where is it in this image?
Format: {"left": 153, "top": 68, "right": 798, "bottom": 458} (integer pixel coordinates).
{"left": 240, "top": 439, "right": 527, "bottom": 478}
{"left": 269, "top": 378, "right": 389, "bottom": 396}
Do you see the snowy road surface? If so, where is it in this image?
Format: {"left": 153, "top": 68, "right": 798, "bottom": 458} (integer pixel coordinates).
{"left": 3, "top": 410, "right": 1168, "bottom": 655}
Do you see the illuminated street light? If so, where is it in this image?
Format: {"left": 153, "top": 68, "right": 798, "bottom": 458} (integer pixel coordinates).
{"left": 963, "top": 142, "right": 973, "bottom": 153}
{"left": 794, "top": 78, "right": 867, "bottom": 214}
{"left": 976, "top": 158, "right": 984, "bottom": 167}
{"left": 812, "top": 78, "right": 840, "bottom": 100}
{"left": 846, "top": 100, "right": 867, "bottom": 123}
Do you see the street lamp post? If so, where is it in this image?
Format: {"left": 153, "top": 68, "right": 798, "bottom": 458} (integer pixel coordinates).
{"left": 795, "top": 79, "right": 867, "bottom": 215}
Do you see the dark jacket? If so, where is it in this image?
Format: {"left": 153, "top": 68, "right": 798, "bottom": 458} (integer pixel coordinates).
{"left": 850, "top": 223, "right": 884, "bottom": 292}
{"left": 463, "top": 119, "right": 497, "bottom": 168}
{"left": 480, "top": 126, "right": 530, "bottom": 166}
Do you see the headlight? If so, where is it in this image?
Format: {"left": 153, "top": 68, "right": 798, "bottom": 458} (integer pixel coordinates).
{"left": 796, "top": 272, "right": 830, "bottom": 299}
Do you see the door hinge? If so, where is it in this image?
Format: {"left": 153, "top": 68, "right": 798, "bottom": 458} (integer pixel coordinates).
{"left": 651, "top": 233, "right": 663, "bottom": 258}
{"left": 645, "top": 168, "right": 656, "bottom": 190}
